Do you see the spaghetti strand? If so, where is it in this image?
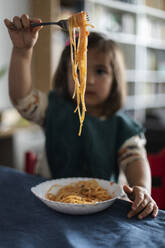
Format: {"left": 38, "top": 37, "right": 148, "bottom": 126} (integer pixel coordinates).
{"left": 68, "top": 11, "right": 94, "bottom": 136}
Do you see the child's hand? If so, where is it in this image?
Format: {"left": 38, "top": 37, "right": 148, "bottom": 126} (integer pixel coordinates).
{"left": 123, "top": 184, "right": 158, "bottom": 219}
{"left": 4, "top": 14, "right": 42, "bottom": 50}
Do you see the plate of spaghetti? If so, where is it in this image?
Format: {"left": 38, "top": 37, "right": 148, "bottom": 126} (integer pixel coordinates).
{"left": 31, "top": 178, "right": 124, "bottom": 215}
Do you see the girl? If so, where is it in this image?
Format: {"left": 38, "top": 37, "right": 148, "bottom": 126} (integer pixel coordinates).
{"left": 4, "top": 14, "right": 158, "bottom": 219}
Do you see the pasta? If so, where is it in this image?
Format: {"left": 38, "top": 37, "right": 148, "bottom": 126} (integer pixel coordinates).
{"left": 45, "top": 179, "right": 112, "bottom": 204}
{"left": 68, "top": 11, "right": 94, "bottom": 136}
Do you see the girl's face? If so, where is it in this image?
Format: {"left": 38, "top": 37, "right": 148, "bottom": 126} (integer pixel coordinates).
{"left": 67, "top": 48, "right": 113, "bottom": 116}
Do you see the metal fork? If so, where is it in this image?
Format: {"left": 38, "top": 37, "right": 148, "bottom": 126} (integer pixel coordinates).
{"left": 30, "top": 19, "right": 69, "bottom": 31}
{"left": 30, "top": 14, "right": 89, "bottom": 32}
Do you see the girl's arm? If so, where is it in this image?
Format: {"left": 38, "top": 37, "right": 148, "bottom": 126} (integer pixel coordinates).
{"left": 123, "top": 159, "right": 158, "bottom": 220}
{"left": 125, "top": 158, "right": 151, "bottom": 193}
{"left": 118, "top": 135, "right": 158, "bottom": 219}
{"left": 4, "top": 14, "right": 42, "bottom": 102}
{"left": 9, "top": 47, "right": 33, "bottom": 101}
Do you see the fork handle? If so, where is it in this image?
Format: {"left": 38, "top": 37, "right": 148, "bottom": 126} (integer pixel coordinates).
{"left": 31, "top": 22, "right": 57, "bottom": 27}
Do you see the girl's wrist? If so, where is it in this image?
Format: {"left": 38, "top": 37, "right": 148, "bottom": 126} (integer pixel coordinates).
{"left": 12, "top": 47, "right": 33, "bottom": 59}
{"left": 132, "top": 185, "right": 151, "bottom": 195}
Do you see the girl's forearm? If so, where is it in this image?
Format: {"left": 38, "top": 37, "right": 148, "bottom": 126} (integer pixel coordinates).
{"left": 125, "top": 159, "right": 151, "bottom": 194}
{"left": 9, "top": 47, "right": 33, "bottom": 101}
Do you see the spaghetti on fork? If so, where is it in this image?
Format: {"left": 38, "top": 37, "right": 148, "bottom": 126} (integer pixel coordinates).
{"left": 68, "top": 11, "right": 94, "bottom": 136}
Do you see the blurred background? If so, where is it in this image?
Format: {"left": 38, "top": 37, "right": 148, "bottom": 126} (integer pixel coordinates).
{"left": 1, "top": 0, "right": 165, "bottom": 172}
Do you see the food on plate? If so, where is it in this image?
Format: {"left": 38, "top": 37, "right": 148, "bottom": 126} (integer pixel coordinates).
{"left": 45, "top": 179, "right": 112, "bottom": 204}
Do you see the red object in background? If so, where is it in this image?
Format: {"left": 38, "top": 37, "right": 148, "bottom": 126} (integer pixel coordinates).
{"left": 25, "top": 151, "right": 37, "bottom": 175}
{"left": 148, "top": 149, "right": 165, "bottom": 210}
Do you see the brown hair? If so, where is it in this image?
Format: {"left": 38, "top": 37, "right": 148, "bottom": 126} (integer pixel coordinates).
{"left": 53, "top": 31, "right": 126, "bottom": 117}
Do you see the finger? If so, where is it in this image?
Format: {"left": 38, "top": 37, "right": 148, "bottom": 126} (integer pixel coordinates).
{"left": 128, "top": 197, "right": 148, "bottom": 218}
{"left": 123, "top": 185, "right": 133, "bottom": 194}
{"left": 30, "top": 18, "right": 43, "bottom": 32}
{"left": 123, "top": 185, "right": 134, "bottom": 200}
{"left": 21, "top": 14, "right": 30, "bottom": 29}
{"left": 4, "top": 18, "right": 12, "bottom": 28}
{"left": 138, "top": 201, "right": 154, "bottom": 219}
{"left": 13, "top": 16, "right": 23, "bottom": 30}
{"left": 30, "top": 18, "right": 42, "bottom": 24}
{"left": 132, "top": 191, "right": 144, "bottom": 210}
{"left": 152, "top": 204, "right": 159, "bottom": 218}
{"left": 4, "top": 18, "right": 17, "bottom": 31}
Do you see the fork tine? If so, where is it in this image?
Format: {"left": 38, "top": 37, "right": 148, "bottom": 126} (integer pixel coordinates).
{"left": 86, "top": 12, "right": 90, "bottom": 21}
{"left": 57, "top": 19, "right": 68, "bottom": 31}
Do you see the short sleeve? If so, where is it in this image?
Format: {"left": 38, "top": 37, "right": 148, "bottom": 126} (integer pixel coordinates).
{"left": 14, "top": 88, "right": 48, "bottom": 126}
{"left": 116, "top": 112, "right": 145, "bottom": 150}
{"left": 118, "top": 134, "right": 148, "bottom": 171}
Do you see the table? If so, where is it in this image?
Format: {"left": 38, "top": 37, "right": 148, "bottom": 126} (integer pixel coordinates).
{"left": 0, "top": 165, "right": 165, "bottom": 248}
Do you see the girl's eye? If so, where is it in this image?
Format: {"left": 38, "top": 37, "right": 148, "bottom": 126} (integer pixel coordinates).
{"left": 96, "top": 68, "right": 106, "bottom": 75}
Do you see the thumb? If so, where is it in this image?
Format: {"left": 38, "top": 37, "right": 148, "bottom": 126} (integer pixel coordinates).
{"left": 30, "top": 18, "right": 43, "bottom": 33}
{"left": 123, "top": 184, "right": 133, "bottom": 194}
{"left": 123, "top": 184, "right": 135, "bottom": 201}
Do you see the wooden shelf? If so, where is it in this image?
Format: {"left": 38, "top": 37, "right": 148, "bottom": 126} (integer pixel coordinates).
{"left": 126, "top": 93, "right": 165, "bottom": 110}
{"left": 87, "top": 0, "right": 138, "bottom": 14}
{"left": 92, "top": 29, "right": 165, "bottom": 50}
{"left": 92, "top": 29, "right": 137, "bottom": 46}
{"left": 126, "top": 70, "right": 165, "bottom": 83}
{"left": 85, "top": 0, "right": 165, "bottom": 117}
{"left": 88, "top": 0, "right": 165, "bottom": 19}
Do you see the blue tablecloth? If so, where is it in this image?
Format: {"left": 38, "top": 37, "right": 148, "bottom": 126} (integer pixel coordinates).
{"left": 0, "top": 165, "right": 165, "bottom": 248}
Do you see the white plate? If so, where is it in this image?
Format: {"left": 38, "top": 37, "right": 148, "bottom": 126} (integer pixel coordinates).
{"left": 31, "top": 177, "right": 125, "bottom": 215}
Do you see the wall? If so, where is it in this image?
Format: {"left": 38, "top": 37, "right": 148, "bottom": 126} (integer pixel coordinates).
{"left": 0, "top": 0, "right": 32, "bottom": 110}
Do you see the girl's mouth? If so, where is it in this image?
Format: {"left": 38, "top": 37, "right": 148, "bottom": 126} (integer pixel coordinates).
{"left": 85, "top": 91, "right": 96, "bottom": 96}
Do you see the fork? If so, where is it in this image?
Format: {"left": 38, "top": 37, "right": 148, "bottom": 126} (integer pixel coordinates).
{"left": 30, "top": 19, "right": 69, "bottom": 31}
{"left": 30, "top": 14, "right": 89, "bottom": 31}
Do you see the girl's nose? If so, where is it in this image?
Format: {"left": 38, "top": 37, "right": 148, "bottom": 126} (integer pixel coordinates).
{"left": 87, "top": 71, "right": 95, "bottom": 85}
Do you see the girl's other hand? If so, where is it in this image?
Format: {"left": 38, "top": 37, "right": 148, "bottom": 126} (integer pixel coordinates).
{"left": 4, "top": 14, "right": 42, "bottom": 50}
{"left": 123, "top": 184, "right": 158, "bottom": 219}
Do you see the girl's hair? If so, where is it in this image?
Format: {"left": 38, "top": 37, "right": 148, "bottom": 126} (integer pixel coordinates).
{"left": 53, "top": 31, "right": 126, "bottom": 116}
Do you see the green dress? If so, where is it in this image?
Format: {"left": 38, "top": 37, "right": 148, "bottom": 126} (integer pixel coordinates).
{"left": 45, "top": 91, "right": 144, "bottom": 181}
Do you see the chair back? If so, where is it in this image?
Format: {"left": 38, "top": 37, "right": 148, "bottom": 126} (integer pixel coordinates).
{"left": 148, "top": 149, "right": 165, "bottom": 210}
{"left": 24, "top": 151, "right": 37, "bottom": 175}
